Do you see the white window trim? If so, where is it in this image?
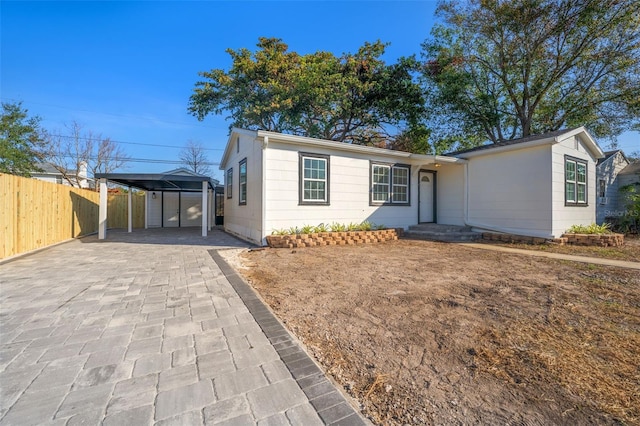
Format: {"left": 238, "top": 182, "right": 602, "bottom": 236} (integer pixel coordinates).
{"left": 239, "top": 159, "right": 247, "bottom": 205}
{"left": 370, "top": 162, "right": 410, "bottom": 206}
{"left": 299, "top": 153, "right": 330, "bottom": 205}
{"left": 565, "top": 156, "right": 588, "bottom": 206}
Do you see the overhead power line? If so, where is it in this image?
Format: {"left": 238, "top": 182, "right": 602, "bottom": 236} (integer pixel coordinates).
{"left": 45, "top": 133, "right": 224, "bottom": 151}
{"left": 56, "top": 154, "right": 219, "bottom": 166}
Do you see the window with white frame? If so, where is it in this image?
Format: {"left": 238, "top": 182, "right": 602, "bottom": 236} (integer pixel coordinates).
{"left": 299, "top": 153, "right": 329, "bottom": 204}
{"left": 226, "top": 168, "right": 233, "bottom": 199}
{"left": 565, "top": 157, "right": 587, "bottom": 205}
{"left": 239, "top": 159, "right": 247, "bottom": 205}
{"left": 370, "top": 162, "right": 410, "bottom": 205}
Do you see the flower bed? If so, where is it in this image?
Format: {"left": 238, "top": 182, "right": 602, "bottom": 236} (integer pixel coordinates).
{"left": 266, "top": 229, "right": 400, "bottom": 248}
{"left": 482, "top": 232, "right": 624, "bottom": 247}
{"left": 561, "top": 233, "right": 624, "bottom": 247}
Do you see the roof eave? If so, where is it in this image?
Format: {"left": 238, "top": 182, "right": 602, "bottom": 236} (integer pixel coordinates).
{"left": 455, "top": 137, "right": 556, "bottom": 159}
{"left": 554, "top": 126, "right": 604, "bottom": 159}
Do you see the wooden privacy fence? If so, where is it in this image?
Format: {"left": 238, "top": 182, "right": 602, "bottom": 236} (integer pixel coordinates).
{"left": 1, "top": 174, "right": 145, "bottom": 259}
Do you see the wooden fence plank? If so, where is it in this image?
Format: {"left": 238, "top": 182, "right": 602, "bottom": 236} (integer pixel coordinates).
{"left": 0, "top": 174, "right": 145, "bottom": 259}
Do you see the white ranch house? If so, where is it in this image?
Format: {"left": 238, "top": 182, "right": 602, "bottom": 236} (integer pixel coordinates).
{"left": 220, "top": 127, "right": 604, "bottom": 245}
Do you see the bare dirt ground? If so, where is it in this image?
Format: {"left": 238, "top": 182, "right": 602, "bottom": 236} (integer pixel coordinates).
{"left": 225, "top": 240, "right": 640, "bottom": 426}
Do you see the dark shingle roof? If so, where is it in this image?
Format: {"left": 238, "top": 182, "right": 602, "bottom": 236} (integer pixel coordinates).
{"left": 448, "top": 128, "right": 579, "bottom": 156}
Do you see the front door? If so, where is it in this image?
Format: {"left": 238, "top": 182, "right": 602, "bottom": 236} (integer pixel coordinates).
{"left": 419, "top": 171, "right": 434, "bottom": 223}
{"left": 163, "top": 192, "right": 179, "bottom": 227}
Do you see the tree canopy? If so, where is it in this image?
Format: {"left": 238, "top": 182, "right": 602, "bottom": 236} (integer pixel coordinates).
{"left": 422, "top": 0, "right": 640, "bottom": 152}
{"left": 189, "top": 38, "right": 429, "bottom": 151}
{"left": 0, "top": 102, "right": 47, "bottom": 177}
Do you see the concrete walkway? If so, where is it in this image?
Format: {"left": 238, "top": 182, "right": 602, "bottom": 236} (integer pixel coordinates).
{"left": 0, "top": 228, "right": 366, "bottom": 425}
{"left": 461, "top": 242, "right": 640, "bottom": 270}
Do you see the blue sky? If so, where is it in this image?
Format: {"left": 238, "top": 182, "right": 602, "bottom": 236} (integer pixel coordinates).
{"left": 2, "top": 1, "right": 638, "bottom": 181}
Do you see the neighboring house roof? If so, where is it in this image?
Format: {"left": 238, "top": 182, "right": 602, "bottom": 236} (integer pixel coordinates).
{"left": 619, "top": 161, "right": 640, "bottom": 176}
{"left": 33, "top": 162, "right": 65, "bottom": 175}
{"left": 220, "top": 128, "right": 466, "bottom": 169}
{"left": 448, "top": 127, "right": 604, "bottom": 159}
{"left": 597, "top": 150, "right": 628, "bottom": 166}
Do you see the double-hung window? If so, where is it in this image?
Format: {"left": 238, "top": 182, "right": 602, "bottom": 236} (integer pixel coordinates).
{"left": 370, "top": 162, "right": 410, "bottom": 205}
{"left": 226, "top": 168, "right": 233, "bottom": 199}
{"left": 299, "top": 153, "right": 329, "bottom": 205}
{"left": 565, "top": 156, "right": 587, "bottom": 205}
{"left": 239, "top": 158, "right": 247, "bottom": 205}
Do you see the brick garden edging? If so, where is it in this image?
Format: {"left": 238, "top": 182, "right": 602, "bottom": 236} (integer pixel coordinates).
{"left": 561, "top": 233, "right": 624, "bottom": 247}
{"left": 482, "top": 232, "right": 624, "bottom": 247}
{"left": 266, "top": 229, "right": 401, "bottom": 248}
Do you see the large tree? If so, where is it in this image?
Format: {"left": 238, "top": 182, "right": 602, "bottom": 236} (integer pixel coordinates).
{"left": 422, "top": 0, "right": 640, "bottom": 151}
{"left": 46, "top": 121, "right": 129, "bottom": 187}
{"left": 189, "top": 38, "right": 429, "bottom": 150}
{"left": 0, "top": 102, "right": 47, "bottom": 177}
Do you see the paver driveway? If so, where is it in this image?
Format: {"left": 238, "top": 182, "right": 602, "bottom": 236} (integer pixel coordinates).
{"left": 0, "top": 229, "right": 363, "bottom": 425}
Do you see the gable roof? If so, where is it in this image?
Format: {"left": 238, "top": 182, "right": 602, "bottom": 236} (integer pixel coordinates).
{"left": 220, "top": 128, "right": 466, "bottom": 168}
{"left": 597, "top": 150, "right": 628, "bottom": 166}
{"left": 449, "top": 127, "right": 604, "bottom": 159}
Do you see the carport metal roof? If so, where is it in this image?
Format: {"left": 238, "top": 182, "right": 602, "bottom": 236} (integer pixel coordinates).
{"left": 94, "top": 172, "right": 215, "bottom": 192}
{"left": 95, "top": 172, "right": 216, "bottom": 240}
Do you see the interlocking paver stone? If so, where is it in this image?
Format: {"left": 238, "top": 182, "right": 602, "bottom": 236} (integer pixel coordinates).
{"left": 202, "top": 395, "right": 251, "bottom": 424}
{"left": 247, "top": 379, "right": 308, "bottom": 420}
{"left": 0, "top": 229, "right": 365, "bottom": 426}
{"left": 155, "top": 379, "right": 215, "bottom": 420}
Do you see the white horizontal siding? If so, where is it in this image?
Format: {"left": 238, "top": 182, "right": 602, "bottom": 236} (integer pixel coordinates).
{"left": 596, "top": 152, "right": 629, "bottom": 223}
{"left": 467, "top": 145, "right": 553, "bottom": 237}
{"left": 263, "top": 142, "right": 419, "bottom": 238}
{"left": 435, "top": 165, "right": 465, "bottom": 226}
{"left": 221, "top": 133, "right": 263, "bottom": 244}
{"left": 551, "top": 136, "right": 598, "bottom": 237}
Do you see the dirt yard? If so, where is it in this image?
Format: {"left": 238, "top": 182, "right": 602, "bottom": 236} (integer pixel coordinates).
{"left": 226, "top": 240, "right": 640, "bottom": 425}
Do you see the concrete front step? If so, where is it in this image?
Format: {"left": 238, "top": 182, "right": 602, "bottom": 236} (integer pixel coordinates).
{"left": 408, "top": 224, "right": 473, "bottom": 233}
{"left": 406, "top": 223, "right": 482, "bottom": 242}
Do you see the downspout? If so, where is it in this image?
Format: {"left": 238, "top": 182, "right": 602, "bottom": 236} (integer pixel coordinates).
{"left": 261, "top": 136, "right": 269, "bottom": 246}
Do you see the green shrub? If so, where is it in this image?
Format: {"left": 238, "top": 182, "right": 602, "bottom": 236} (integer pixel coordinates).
{"left": 313, "top": 223, "right": 329, "bottom": 233}
{"left": 359, "top": 221, "right": 373, "bottom": 231}
{"left": 566, "top": 223, "right": 612, "bottom": 234}
{"left": 330, "top": 222, "right": 346, "bottom": 232}
{"left": 287, "top": 226, "right": 301, "bottom": 235}
{"left": 300, "top": 225, "right": 315, "bottom": 234}
{"left": 347, "top": 222, "right": 361, "bottom": 231}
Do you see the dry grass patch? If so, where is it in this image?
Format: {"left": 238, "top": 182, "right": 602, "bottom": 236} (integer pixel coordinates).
{"left": 234, "top": 240, "right": 639, "bottom": 425}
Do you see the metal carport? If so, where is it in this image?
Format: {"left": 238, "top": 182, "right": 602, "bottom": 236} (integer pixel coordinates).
{"left": 95, "top": 172, "right": 216, "bottom": 240}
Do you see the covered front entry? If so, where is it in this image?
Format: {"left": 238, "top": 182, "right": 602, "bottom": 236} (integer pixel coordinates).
{"left": 419, "top": 171, "right": 436, "bottom": 223}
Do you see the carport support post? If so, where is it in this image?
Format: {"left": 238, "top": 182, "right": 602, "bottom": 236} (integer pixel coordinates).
{"left": 202, "top": 181, "right": 208, "bottom": 237}
{"left": 99, "top": 178, "right": 107, "bottom": 240}
{"left": 128, "top": 186, "right": 132, "bottom": 233}
{"left": 144, "top": 191, "right": 148, "bottom": 229}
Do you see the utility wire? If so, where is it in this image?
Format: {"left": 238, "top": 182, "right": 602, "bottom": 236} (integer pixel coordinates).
{"left": 46, "top": 133, "right": 225, "bottom": 151}
{"left": 56, "top": 154, "right": 219, "bottom": 166}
